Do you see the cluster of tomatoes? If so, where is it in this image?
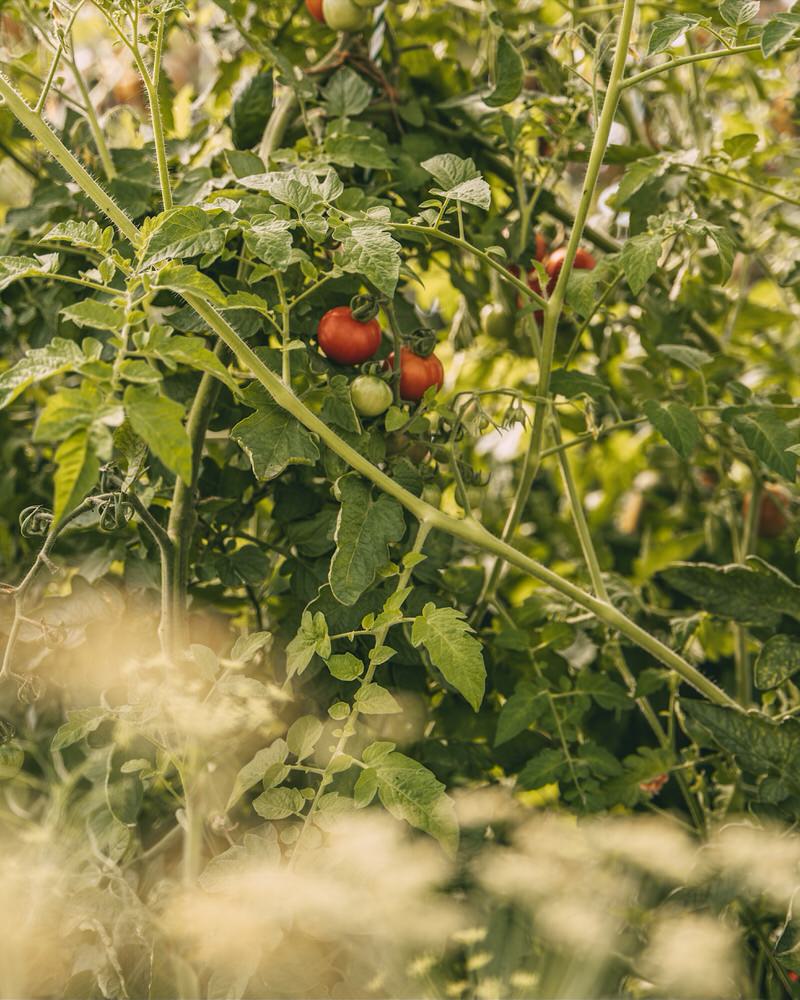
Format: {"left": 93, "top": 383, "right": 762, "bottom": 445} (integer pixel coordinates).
{"left": 316, "top": 305, "right": 444, "bottom": 417}
{"left": 305, "top": 0, "right": 380, "bottom": 31}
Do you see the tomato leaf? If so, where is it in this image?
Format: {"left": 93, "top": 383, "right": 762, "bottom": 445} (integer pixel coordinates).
{"left": 373, "top": 751, "right": 458, "bottom": 855}
{"left": 124, "top": 385, "right": 193, "bottom": 483}
{"left": 232, "top": 386, "right": 321, "bottom": 480}
{"left": 411, "top": 602, "right": 486, "bottom": 711}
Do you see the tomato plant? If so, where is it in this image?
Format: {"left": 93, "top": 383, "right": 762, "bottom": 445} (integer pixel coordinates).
{"left": 0, "top": 0, "right": 800, "bottom": 996}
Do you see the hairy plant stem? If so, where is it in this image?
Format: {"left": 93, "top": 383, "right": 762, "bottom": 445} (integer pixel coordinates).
{"left": 475, "top": 0, "right": 638, "bottom": 617}
{"left": 0, "top": 72, "right": 742, "bottom": 709}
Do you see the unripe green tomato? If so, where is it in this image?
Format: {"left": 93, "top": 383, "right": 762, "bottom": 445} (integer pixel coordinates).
{"left": 351, "top": 375, "right": 393, "bottom": 417}
{"left": 481, "top": 303, "right": 514, "bottom": 340}
{"left": 322, "top": 0, "right": 370, "bottom": 29}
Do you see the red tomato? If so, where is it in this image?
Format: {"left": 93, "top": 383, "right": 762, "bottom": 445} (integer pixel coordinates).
{"left": 545, "top": 246, "right": 596, "bottom": 291}
{"left": 534, "top": 232, "right": 548, "bottom": 262}
{"left": 387, "top": 347, "right": 444, "bottom": 402}
{"left": 305, "top": 0, "right": 325, "bottom": 22}
{"left": 317, "top": 306, "right": 382, "bottom": 365}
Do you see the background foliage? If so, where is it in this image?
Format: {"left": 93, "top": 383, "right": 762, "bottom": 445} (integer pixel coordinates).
{"left": 2, "top": 0, "right": 800, "bottom": 996}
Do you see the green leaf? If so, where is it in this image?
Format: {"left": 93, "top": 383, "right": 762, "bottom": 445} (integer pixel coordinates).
{"left": 61, "top": 299, "right": 125, "bottom": 331}
{"left": 323, "top": 67, "right": 373, "bottom": 118}
{"left": 124, "top": 385, "right": 192, "bottom": 483}
{"left": 34, "top": 384, "right": 106, "bottom": 443}
{"left": 615, "top": 156, "right": 667, "bottom": 207}
{"left": 411, "top": 602, "right": 486, "bottom": 711}
{"left": 720, "top": 0, "right": 759, "bottom": 26}
{"left": 232, "top": 386, "right": 320, "bottom": 481}
{"left": 565, "top": 268, "right": 601, "bottom": 318}
{"left": 683, "top": 699, "right": 800, "bottom": 793}
{"left": 155, "top": 263, "right": 227, "bottom": 305}
{"left": 755, "top": 635, "right": 800, "bottom": 690}
{"left": 486, "top": 33, "right": 524, "bottom": 107}
{"left": 45, "top": 220, "right": 113, "bottom": 252}
{"left": 230, "top": 72, "right": 274, "bottom": 149}
{"left": 722, "top": 406, "right": 797, "bottom": 479}
{"left": 647, "top": 14, "right": 703, "bottom": 55}
{"left": 243, "top": 216, "right": 293, "bottom": 270}
{"left": 0, "top": 338, "right": 83, "bottom": 409}
{"left": 549, "top": 368, "right": 608, "bottom": 400}
{"left": 53, "top": 428, "right": 100, "bottom": 523}
{"left": 142, "top": 206, "right": 228, "bottom": 266}
{"left": 0, "top": 745, "right": 23, "bottom": 780}
{"left": 238, "top": 167, "right": 343, "bottom": 214}
{"left": 517, "top": 749, "right": 566, "bottom": 789}
{"left": 321, "top": 374, "right": 361, "bottom": 434}
{"left": 656, "top": 344, "right": 713, "bottom": 371}
{"left": 154, "top": 333, "right": 238, "bottom": 392}
{"left": 643, "top": 400, "right": 702, "bottom": 459}
{"left": 0, "top": 253, "right": 59, "bottom": 291}
{"left": 252, "top": 786, "right": 304, "bottom": 820}
{"left": 621, "top": 232, "right": 663, "bottom": 294}
{"left": 287, "top": 716, "right": 323, "bottom": 761}
{"left": 495, "top": 681, "right": 545, "bottom": 745}
{"left": 326, "top": 652, "right": 364, "bottom": 681}
{"left": 51, "top": 707, "right": 108, "bottom": 750}
{"left": 661, "top": 561, "right": 800, "bottom": 627}
{"left": 374, "top": 752, "right": 458, "bottom": 854}
{"left": 354, "top": 683, "right": 402, "bottom": 715}
{"left": 421, "top": 154, "right": 491, "bottom": 210}
{"left": 336, "top": 223, "right": 402, "bottom": 298}
{"left": 329, "top": 475, "right": 406, "bottom": 606}
{"left": 761, "top": 12, "right": 800, "bottom": 57}
{"left": 286, "top": 610, "right": 331, "bottom": 679}
{"left": 723, "top": 133, "right": 759, "bottom": 159}
{"left": 226, "top": 740, "right": 289, "bottom": 810}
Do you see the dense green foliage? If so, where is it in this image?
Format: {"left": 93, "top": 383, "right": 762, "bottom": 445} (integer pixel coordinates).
{"left": 1, "top": 0, "right": 800, "bottom": 996}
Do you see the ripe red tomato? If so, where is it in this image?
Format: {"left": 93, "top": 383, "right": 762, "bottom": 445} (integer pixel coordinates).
{"left": 545, "top": 246, "right": 596, "bottom": 290}
{"left": 387, "top": 347, "right": 444, "bottom": 402}
{"left": 305, "top": 0, "right": 325, "bottom": 21}
{"left": 534, "top": 232, "right": 548, "bottom": 262}
{"left": 743, "top": 483, "right": 792, "bottom": 539}
{"left": 317, "top": 306, "right": 381, "bottom": 365}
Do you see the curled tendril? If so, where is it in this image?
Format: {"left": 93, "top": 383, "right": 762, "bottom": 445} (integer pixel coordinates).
{"left": 98, "top": 495, "right": 134, "bottom": 532}
{"left": 17, "top": 675, "right": 44, "bottom": 705}
{"left": 0, "top": 719, "right": 16, "bottom": 745}
{"left": 19, "top": 506, "right": 53, "bottom": 538}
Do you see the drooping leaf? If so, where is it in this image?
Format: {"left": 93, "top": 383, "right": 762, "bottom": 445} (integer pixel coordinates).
{"left": 0, "top": 253, "right": 60, "bottom": 291}
{"left": 142, "top": 206, "right": 228, "bottom": 266}
{"left": 621, "top": 232, "right": 663, "bottom": 294}
{"left": 411, "top": 602, "right": 486, "bottom": 711}
{"left": 755, "top": 635, "right": 800, "bottom": 690}
{"left": 336, "top": 223, "right": 402, "bottom": 297}
{"left": 230, "top": 72, "right": 274, "bottom": 150}
{"left": 231, "top": 386, "right": 320, "bottom": 481}
{"left": 421, "top": 154, "right": 491, "bottom": 210}
{"left": 485, "top": 33, "right": 524, "bottom": 107}
{"left": 243, "top": 216, "right": 293, "bottom": 271}
{"left": 123, "top": 385, "right": 193, "bottom": 483}
{"left": 647, "top": 14, "right": 703, "bottom": 55}
{"left": 285, "top": 610, "right": 331, "bottom": 678}
{"left": 661, "top": 561, "right": 800, "bottom": 627}
{"left": 329, "top": 474, "right": 406, "bottom": 605}
{"left": 155, "top": 263, "right": 227, "bottom": 305}
{"left": 644, "top": 400, "right": 702, "bottom": 459}
{"left": 53, "top": 428, "right": 100, "bottom": 523}
{"left": 323, "top": 67, "right": 373, "bottom": 118}
{"left": 495, "top": 680, "right": 546, "bottom": 745}
{"left": 722, "top": 406, "right": 797, "bottom": 479}
{"left": 373, "top": 751, "right": 458, "bottom": 854}
{"left": 761, "top": 12, "right": 800, "bottom": 57}
{"left": 61, "top": 299, "right": 125, "bottom": 331}
{"left": 287, "top": 716, "right": 323, "bottom": 761}
{"left": 0, "top": 338, "right": 83, "bottom": 409}
{"left": 51, "top": 707, "right": 108, "bottom": 750}
{"left": 45, "top": 220, "right": 113, "bottom": 252}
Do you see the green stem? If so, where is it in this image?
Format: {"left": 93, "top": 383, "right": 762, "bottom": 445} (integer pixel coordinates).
{"left": 0, "top": 66, "right": 741, "bottom": 710}
{"left": 276, "top": 274, "right": 291, "bottom": 384}
{"left": 129, "top": 46, "right": 171, "bottom": 210}
{"left": 621, "top": 42, "right": 764, "bottom": 91}
{"left": 476, "top": 0, "right": 638, "bottom": 612}
{"left": 680, "top": 161, "right": 800, "bottom": 210}
{"left": 67, "top": 56, "right": 116, "bottom": 180}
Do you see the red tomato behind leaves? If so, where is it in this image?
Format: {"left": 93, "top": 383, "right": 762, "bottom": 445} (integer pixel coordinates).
{"left": 743, "top": 483, "right": 792, "bottom": 539}
{"left": 305, "top": 0, "right": 325, "bottom": 22}
{"left": 545, "top": 246, "right": 596, "bottom": 292}
{"left": 387, "top": 347, "right": 444, "bottom": 402}
{"left": 318, "top": 306, "right": 382, "bottom": 365}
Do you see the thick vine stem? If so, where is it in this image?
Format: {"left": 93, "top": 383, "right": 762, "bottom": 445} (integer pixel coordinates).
{"left": 0, "top": 70, "right": 741, "bottom": 709}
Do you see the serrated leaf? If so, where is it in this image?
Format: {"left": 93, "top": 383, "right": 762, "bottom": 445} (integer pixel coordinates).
{"left": 656, "top": 344, "right": 713, "bottom": 371}
{"left": 142, "top": 207, "right": 227, "bottom": 266}
{"left": 486, "top": 33, "right": 524, "bottom": 107}
{"left": 421, "top": 154, "right": 491, "bottom": 210}
{"left": 34, "top": 384, "right": 106, "bottom": 443}
{"left": 124, "top": 385, "right": 192, "bottom": 483}
{"left": 755, "top": 635, "right": 800, "bottom": 690}
{"left": 761, "top": 12, "right": 800, "bottom": 57}
{"left": 644, "top": 400, "right": 702, "bottom": 459}
{"left": 411, "top": 602, "right": 486, "bottom": 711}
{"left": 238, "top": 167, "right": 343, "bottom": 213}
{"left": 61, "top": 299, "right": 125, "bottom": 331}
{"left": 495, "top": 681, "right": 546, "bottom": 745}
{"left": 0, "top": 253, "right": 60, "bottom": 291}
{"left": 517, "top": 749, "right": 566, "bottom": 789}
{"left": 156, "top": 263, "right": 226, "bottom": 305}
{"left": 51, "top": 707, "right": 108, "bottom": 750}
{"left": 622, "top": 232, "right": 663, "bottom": 294}
{"left": 374, "top": 752, "right": 458, "bottom": 854}
{"left": 45, "top": 220, "right": 112, "bottom": 252}
{"left": 252, "top": 786, "right": 303, "bottom": 820}
{"left": 720, "top": 0, "right": 759, "bottom": 26}
{"left": 326, "top": 652, "right": 364, "bottom": 681}
{"left": 549, "top": 368, "right": 609, "bottom": 400}
{"left": 286, "top": 610, "right": 330, "bottom": 679}
{"left": 324, "top": 67, "right": 373, "bottom": 118}
{"left": 661, "top": 561, "right": 800, "bottom": 627}
{"left": 329, "top": 475, "right": 406, "bottom": 606}
{"left": 354, "top": 683, "right": 402, "bottom": 715}
{"left": 243, "top": 216, "right": 293, "bottom": 271}
{"left": 648, "top": 14, "right": 703, "bottom": 55}
{"left": 0, "top": 337, "right": 83, "bottom": 409}
{"left": 230, "top": 72, "right": 274, "bottom": 150}
{"left": 722, "top": 406, "right": 797, "bottom": 479}
{"left": 232, "top": 386, "right": 320, "bottom": 481}
{"left": 615, "top": 156, "right": 667, "bottom": 207}
{"left": 337, "top": 223, "right": 401, "bottom": 297}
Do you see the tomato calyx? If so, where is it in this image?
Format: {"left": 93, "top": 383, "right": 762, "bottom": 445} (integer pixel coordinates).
{"left": 403, "top": 327, "right": 438, "bottom": 358}
{"left": 349, "top": 293, "right": 381, "bottom": 323}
